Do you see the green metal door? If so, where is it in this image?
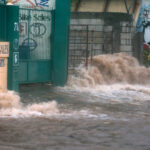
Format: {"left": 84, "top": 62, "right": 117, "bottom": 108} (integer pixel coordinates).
{"left": 18, "top": 8, "right": 53, "bottom": 83}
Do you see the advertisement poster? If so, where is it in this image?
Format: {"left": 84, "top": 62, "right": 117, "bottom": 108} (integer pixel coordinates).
{"left": 12, "top": 0, "right": 55, "bottom": 9}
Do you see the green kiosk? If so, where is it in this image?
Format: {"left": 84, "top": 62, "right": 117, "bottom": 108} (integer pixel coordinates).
{"left": 0, "top": 0, "right": 71, "bottom": 91}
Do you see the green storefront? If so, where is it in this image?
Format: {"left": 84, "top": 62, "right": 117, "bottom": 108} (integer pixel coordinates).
{"left": 0, "top": 0, "right": 71, "bottom": 91}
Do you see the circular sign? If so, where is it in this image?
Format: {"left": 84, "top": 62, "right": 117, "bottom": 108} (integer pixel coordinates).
{"left": 22, "top": 38, "right": 37, "bottom": 51}
{"left": 30, "top": 23, "right": 47, "bottom": 37}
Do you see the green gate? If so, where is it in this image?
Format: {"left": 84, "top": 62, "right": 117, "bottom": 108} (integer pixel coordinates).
{"left": 0, "top": 1, "right": 71, "bottom": 92}
{"left": 18, "top": 8, "right": 54, "bottom": 83}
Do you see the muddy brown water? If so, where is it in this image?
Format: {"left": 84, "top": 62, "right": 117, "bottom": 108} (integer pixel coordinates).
{"left": 0, "top": 84, "right": 150, "bottom": 150}
{"left": 0, "top": 54, "right": 150, "bottom": 150}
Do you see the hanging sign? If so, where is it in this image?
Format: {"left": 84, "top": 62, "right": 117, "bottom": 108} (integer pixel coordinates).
{"left": 13, "top": 52, "right": 19, "bottom": 66}
{"left": 0, "top": 42, "right": 9, "bottom": 58}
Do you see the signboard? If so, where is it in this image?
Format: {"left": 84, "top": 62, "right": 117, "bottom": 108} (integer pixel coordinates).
{"left": 0, "top": 42, "right": 9, "bottom": 58}
{"left": 13, "top": 52, "right": 19, "bottom": 66}
{"left": 12, "top": 0, "right": 55, "bottom": 10}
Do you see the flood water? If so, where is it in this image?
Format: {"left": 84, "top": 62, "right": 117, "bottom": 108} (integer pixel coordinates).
{"left": 0, "top": 53, "right": 150, "bottom": 150}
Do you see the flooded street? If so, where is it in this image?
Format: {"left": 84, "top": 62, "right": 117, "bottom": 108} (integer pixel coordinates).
{"left": 0, "top": 54, "right": 150, "bottom": 150}
{"left": 0, "top": 84, "right": 150, "bottom": 150}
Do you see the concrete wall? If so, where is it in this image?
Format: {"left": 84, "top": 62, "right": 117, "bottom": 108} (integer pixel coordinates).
{"left": 69, "top": 13, "right": 135, "bottom": 58}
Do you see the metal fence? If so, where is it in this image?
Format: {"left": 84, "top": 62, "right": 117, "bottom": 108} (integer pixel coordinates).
{"left": 68, "top": 24, "right": 136, "bottom": 73}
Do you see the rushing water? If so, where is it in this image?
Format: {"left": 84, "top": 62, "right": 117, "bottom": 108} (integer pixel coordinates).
{"left": 0, "top": 53, "right": 150, "bottom": 150}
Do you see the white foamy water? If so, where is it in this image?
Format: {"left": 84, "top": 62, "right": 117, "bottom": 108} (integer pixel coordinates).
{"left": 1, "top": 53, "right": 150, "bottom": 118}
{"left": 0, "top": 91, "right": 114, "bottom": 120}
{"left": 0, "top": 91, "right": 59, "bottom": 118}
{"left": 62, "top": 53, "right": 150, "bottom": 103}
{"left": 69, "top": 53, "right": 150, "bottom": 86}
{"left": 61, "top": 84, "right": 150, "bottom": 103}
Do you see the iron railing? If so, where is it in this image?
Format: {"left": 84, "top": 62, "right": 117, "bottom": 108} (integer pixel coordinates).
{"left": 68, "top": 24, "right": 136, "bottom": 73}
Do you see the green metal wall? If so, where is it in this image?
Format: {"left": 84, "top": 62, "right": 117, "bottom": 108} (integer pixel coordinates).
{"left": 0, "top": 5, "right": 19, "bottom": 91}
{"left": 0, "top": 0, "right": 71, "bottom": 91}
{"left": 0, "top": 5, "right": 6, "bottom": 41}
{"left": 6, "top": 6, "right": 19, "bottom": 91}
{"left": 52, "top": 0, "right": 71, "bottom": 86}
{"left": 18, "top": 8, "right": 53, "bottom": 84}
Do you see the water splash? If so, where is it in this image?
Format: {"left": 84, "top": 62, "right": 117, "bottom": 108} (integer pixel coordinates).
{"left": 0, "top": 91, "right": 114, "bottom": 120}
{"left": 59, "top": 53, "right": 150, "bottom": 104}
{"left": 0, "top": 91, "right": 59, "bottom": 117}
{"left": 1, "top": 53, "right": 150, "bottom": 118}
{"left": 0, "top": 91, "right": 22, "bottom": 109}
{"left": 68, "top": 53, "right": 150, "bottom": 87}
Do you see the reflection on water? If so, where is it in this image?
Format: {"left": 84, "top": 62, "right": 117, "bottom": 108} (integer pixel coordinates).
{"left": 0, "top": 53, "right": 150, "bottom": 150}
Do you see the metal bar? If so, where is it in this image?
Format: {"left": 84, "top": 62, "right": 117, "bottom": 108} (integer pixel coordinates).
{"left": 124, "top": 0, "right": 129, "bottom": 14}
{"left": 75, "top": 0, "right": 82, "bottom": 12}
{"left": 112, "top": 27, "right": 114, "bottom": 54}
{"left": 67, "top": 25, "right": 71, "bottom": 77}
{"left": 20, "top": 7, "right": 52, "bottom": 12}
{"left": 85, "top": 25, "right": 88, "bottom": 68}
{"left": 90, "top": 30, "right": 94, "bottom": 63}
{"left": 28, "top": 9, "right": 31, "bottom": 59}
{"left": 27, "top": 9, "right": 31, "bottom": 81}
{"left": 68, "top": 23, "right": 135, "bottom": 74}
{"left": 103, "top": 0, "right": 110, "bottom": 12}
{"left": 132, "top": 0, "right": 138, "bottom": 13}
